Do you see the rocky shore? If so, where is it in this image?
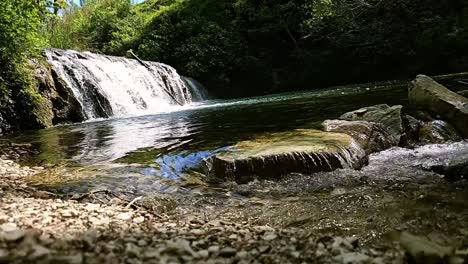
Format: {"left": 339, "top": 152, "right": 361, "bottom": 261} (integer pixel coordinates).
{"left": 1, "top": 75, "right": 468, "bottom": 263}
{"left": 2, "top": 142, "right": 468, "bottom": 263}
{"left": 0, "top": 154, "right": 407, "bottom": 264}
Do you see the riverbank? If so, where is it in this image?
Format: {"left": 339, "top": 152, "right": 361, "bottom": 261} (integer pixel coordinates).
{"left": 0, "top": 155, "right": 397, "bottom": 264}
{"left": 2, "top": 144, "right": 468, "bottom": 263}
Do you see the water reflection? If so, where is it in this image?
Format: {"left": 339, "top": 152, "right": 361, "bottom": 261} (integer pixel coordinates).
{"left": 143, "top": 147, "right": 231, "bottom": 181}
{"left": 31, "top": 113, "right": 197, "bottom": 165}
{"left": 5, "top": 85, "right": 409, "bottom": 193}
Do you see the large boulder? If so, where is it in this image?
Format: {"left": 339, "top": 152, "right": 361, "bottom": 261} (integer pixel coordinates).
{"left": 322, "top": 120, "right": 397, "bottom": 155}
{"left": 419, "top": 120, "right": 463, "bottom": 144}
{"left": 409, "top": 75, "right": 468, "bottom": 137}
{"left": 208, "top": 129, "right": 366, "bottom": 183}
{"left": 339, "top": 104, "right": 404, "bottom": 144}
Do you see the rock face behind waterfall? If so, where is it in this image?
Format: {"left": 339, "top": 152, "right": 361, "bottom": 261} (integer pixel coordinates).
{"left": 45, "top": 49, "right": 196, "bottom": 119}
{"left": 409, "top": 75, "right": 468, "bottom": 137}
{"left": 208, "top": 129, "right": 366, "bottom": 183}
{"left": 28, "top": 58, "right": 85, "bottom": 127}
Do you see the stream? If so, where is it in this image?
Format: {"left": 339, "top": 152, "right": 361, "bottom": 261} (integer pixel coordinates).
{"left": 2, "top": 80, "right": 468, "bottom": 247}
{"left": 2, "top": 50, "right": 467, "bottom": 247}
{"left": 4, "top": 84, "right": 408, "bottom": 195}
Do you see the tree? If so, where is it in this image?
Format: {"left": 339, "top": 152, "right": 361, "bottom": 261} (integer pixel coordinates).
{"left": 0, "top": 0, "right": 49, "bottom": 133}
{"left": 45, "top": 0, "right": 70, "bottom": 15}
{"left": 0, "top": 0, "right": 46, "bottom": 60}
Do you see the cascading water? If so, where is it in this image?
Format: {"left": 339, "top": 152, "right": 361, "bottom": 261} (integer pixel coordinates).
{"left": 183, "top": 77, "right": 209, "bottom": 102}
{"left": 46, "top": 49, "right": 205, "bottom": 119}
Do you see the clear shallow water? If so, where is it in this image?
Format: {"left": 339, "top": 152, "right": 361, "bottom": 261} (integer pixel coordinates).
{"left": 4, "top": 85, "right": 408, "bottom": 194}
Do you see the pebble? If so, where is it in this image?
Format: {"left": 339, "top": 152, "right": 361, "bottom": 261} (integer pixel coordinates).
{"left": 1, "top": 229, "right": 25, "bottom": 242}
{"left": 133, "top": 216, "right": 145, "bottom": 224}
{"left": 143, "top": 248, "right": 160, "bottom": 259}
{"left": 334, "top": 252, "right": 370, "bottom": 263}
{"left": 207, "top": 245, "right": 220, "bottom": 253}
{"left": 219, "top": 247, "right": 237, "bottom": 257}
{"left": 191, "top": 229, "right": 204, "bottom": 235}
{"left": 197, "top": 250, "right": 209, "bottom": 258}
{"left": 117, "top": 212, "right": 133, "bottom": 221}
{"left": 29, "top": 244, "right": 51, "bottom": 259}
{"left": 0, "top": 223, "right": 18, "bottom": 232}
{"left": 0, "top": 249, "right": 9, "bottom": 262}
{"left": 236, "top": 250, "right": 248, "bottom": 259}
{"left": 137, "top": 239, "right": 148, "bottom": 247}
{"left": 51, "top": 254, "right": 84, "bottom": 264}
{"left": 85, "top": 203, "right": 101, "bottom": 211}
{"left": 125, "top": 243, "right": 141, "bottom": 257}
{"left": 263, "top": 232, "right": 277, "bottom": 241}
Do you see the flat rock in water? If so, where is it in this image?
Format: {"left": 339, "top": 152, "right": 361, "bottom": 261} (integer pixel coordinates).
{"left": 339, "top": 104, "right": 404, "bottom": 144}
{"left": 322, "top": 120, "right": 397, "bottom": 155}
{"left": 409, "top": 75, "right": 468, "bottom": 137}
{"left": 209, "top": 129, "right": 365, "bottom": 183}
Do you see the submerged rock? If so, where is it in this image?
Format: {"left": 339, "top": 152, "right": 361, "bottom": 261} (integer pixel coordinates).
{"left": 322, "top": 120, "right": 397, "bottom": 154}
{"left": 427, "top": 158, "right": 468, "bottom": 181}
{"left": 339, "top": 104, "right": 404, "bottom": 144}
{"left": 392, "top": 232, "right": 453, "bottom": 264}
{"left": 409, "top": 75, "right": 468, "bottom": 137}
{"left": 419, "top": 120, "right": 463, "bottom": 144}
{"left": 457, "top": 90, "right": 468, "bottom": 98}
{"left": 363, "top": 141, "right": 468, "bottom": 182}
{"left": 209, "top": 129, "right": 365, "bottom": 183}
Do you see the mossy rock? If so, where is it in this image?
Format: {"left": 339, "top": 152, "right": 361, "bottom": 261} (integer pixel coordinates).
{"left": 208, "top": 129, "right": 366, "bottom": 183}
{"left": 322, "top": 119, "right": 397, "bottom": 155}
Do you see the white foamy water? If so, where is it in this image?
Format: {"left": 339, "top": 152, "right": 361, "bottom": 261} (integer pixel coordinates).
{"left": 46, "top": 49, "right": 205, "bottom": 119}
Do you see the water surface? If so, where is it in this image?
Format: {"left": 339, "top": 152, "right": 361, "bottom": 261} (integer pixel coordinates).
{"left": 5, "top": 85, "right": 408, "bottom": 194}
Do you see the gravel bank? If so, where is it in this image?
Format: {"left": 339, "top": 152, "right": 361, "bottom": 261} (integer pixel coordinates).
{"left": 0, "top": 153, "right": 467, "bottom": 263}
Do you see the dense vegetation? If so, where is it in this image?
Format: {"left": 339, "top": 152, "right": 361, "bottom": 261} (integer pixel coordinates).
{"left": 0, "top": 0, "right": 49, "bottom": 133}
{"left": 46, "top": 0, "right": 468, "bottom": 97}
{"left": 1, "top": 0, "right": 468, "bottom": 134}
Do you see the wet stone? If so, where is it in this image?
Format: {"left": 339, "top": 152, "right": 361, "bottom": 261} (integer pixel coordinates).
{"left": 1, "top": 229, "right": 25, "bottom": 242}
{"left": 210, "top": 129, "right": 365, "bottom": 183}
{"left": 219, "top": 247, "right": 237, "bottom": 257}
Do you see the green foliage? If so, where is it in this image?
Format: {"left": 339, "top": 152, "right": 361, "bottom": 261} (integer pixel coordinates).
{"left": 44, "top": 0, "right": 468, "bottom": 98}
{"left": 0, "top": 0, "right": 51, "bottom": 133}
{"left": 0, "top": 0, "right": 46, "bottom": 61}
{"left": 45, "top": 0, "right": 141, "bottom": 54}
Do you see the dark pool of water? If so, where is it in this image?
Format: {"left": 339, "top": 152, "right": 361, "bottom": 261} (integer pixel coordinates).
{"left": 4, "top": 84, "right": 408, "bottom": 194}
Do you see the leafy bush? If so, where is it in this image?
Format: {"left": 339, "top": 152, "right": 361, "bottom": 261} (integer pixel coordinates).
{"left": 45, "top": 0, "right": 468, "bottom": 98}
{"left": 0, "top": 0, "right": 54, "bottom": 133}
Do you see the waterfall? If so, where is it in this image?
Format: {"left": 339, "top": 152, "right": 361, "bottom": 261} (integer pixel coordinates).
{"left": 183, "top": 77, "right": 210, "bottom": 102}
{"left": 46, "top": 49, "right": 206, "bottom": 119}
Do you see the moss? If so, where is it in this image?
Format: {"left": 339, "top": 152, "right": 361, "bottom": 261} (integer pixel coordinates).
{"left": 25, "top": 86, "right": 54, "bottom": 128}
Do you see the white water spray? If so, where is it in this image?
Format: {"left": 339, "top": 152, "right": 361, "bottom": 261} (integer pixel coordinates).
{"left": 46, "top": 49, "right": 206, "bottom": 119}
